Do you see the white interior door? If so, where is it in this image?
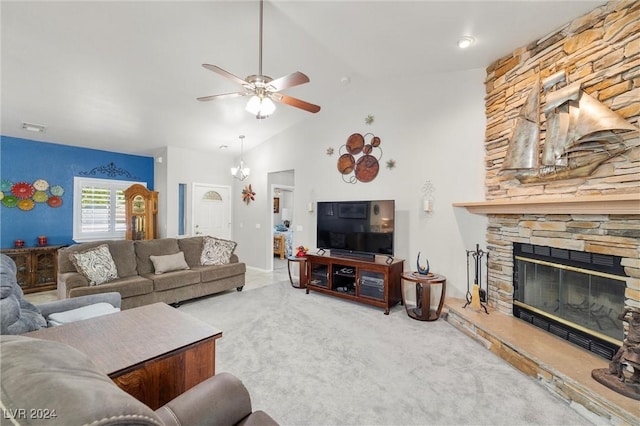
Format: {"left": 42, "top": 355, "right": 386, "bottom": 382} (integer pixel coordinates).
{"left": 192, "top": 183, "right": 231, "bottom": 239}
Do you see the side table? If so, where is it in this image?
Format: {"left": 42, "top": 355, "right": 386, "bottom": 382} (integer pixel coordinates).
{"left": 401, "top": 272, "right": 447, "bottom": 321}
{"left": 287, "top": 256, "right": 308, "bottom": 289}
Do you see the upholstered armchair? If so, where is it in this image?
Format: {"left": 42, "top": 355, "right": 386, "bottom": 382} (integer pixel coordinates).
{"left": 1, "top": 253, "right": 121, "bottom": 334}
{"left": 1, "top": 335, "right": 279, "bottom": 425}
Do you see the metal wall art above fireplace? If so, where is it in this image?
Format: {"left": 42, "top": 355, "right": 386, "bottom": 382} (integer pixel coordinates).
{"left": 512, "top": 243, "right": 627, "bottom": 360}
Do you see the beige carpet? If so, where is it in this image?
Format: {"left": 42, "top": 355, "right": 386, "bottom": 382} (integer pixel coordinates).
{"left": 179, "top": 281, "right": 594, "bottom": 426}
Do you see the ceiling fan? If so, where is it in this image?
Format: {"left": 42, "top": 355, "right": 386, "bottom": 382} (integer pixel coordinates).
{"left": 197, "top": 0, "right": 320, "bottom": 119}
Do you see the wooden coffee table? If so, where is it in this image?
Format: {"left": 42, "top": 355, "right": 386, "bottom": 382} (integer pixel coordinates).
{"left": 26, "top": 302, "right": 222, "bottom": 409}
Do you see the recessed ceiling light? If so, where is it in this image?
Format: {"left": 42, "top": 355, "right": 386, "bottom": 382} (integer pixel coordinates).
{"left": 457, "top": 36, "right": 475, "bottom": 49}
{"left": 21, "top": 121, "right": 47, "bottom": 133}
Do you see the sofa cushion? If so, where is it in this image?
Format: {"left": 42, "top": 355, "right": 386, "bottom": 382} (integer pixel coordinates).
{"left": 144, "top": 270, "right": 202, "bottom": 292}
{"left": 177, "top": 236, "right": 205, "bottom": 267}
{"left": 150, "top": 252, "right": 190, "bottom": 274}
{"left": 68, "top": 276, "right": 154, "bottom": 299}
{"left": 201, "top": 237, "right": 237, "bottom": 266}
{"left": 196, "top": 262, "right": 246, "bottom": 283}
{"left": 70, "top": 244, "right": 119, "bottom": 285}
{"left": 47, "top": 302, "right": 120, "bottom": 327}
{"left": 59, "top": 240, "right": 138, "bottom": 278}
{"left": 135, "top": 238, "right": 181, "bottom": 275}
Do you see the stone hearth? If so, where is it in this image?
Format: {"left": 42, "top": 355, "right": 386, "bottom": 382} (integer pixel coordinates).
{"left": 444, "top": 298, "right": 640, "bottom": 424}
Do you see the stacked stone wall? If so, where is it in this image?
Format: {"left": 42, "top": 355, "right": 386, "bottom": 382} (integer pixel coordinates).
{"left": 484, "top": 0, "right": 639, "bottom": 200}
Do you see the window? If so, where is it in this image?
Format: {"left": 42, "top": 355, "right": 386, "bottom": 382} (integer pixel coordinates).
{"left": 73, "top": 177, "right": 145, "bottom": 242}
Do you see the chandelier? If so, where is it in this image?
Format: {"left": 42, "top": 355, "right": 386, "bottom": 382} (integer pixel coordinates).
{"left": 230, "top": 135, "right": 250, "bottom": 180}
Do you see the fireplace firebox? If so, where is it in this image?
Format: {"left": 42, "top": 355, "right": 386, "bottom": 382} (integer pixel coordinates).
{"left": 513, "top": 243, "right": 627, "bottom": 360}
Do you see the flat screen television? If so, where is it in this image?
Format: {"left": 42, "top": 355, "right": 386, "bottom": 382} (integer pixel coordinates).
{"left": 316, "top": 200, "right": 394, "bottom": 259}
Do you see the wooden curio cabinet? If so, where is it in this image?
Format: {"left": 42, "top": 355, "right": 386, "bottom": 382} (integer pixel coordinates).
{"left": 1, "top": 246, "right": 63, "bottom": 293}
{"left": 124, "top": 184, "right": 158, "bottom": 240}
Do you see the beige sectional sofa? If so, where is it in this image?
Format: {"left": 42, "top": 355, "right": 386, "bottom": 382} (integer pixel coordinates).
{"left": 57, "top": 236, "right": 245, "bottom": 310}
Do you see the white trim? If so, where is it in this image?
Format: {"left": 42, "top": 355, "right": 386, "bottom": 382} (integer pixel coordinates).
{"left": 73, "top": 177, "right": 145, "bottom": 242}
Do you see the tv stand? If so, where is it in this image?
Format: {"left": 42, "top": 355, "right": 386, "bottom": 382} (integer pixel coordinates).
{"left": 306, "top": 253, "right": 404, "bottom": 314}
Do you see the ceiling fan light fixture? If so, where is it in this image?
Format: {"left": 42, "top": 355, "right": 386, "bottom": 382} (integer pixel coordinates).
{"left": 246, "top": 95, "right": 275, "bottom": 119}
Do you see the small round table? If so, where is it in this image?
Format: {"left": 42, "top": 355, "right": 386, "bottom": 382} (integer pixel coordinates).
{"left": 400, "top": 272, "right": 447, "bottom": 321}
{"left": 287, "top": 256, "right": 308, "bottom": 289}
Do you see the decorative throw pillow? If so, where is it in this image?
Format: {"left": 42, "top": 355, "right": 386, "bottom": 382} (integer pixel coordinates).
{"left": 149, "top": 252, "right": 190, "bottom": 274}
{"left": 70, "top": 244, "right": 119, "bottom": 286}
{"left": 200, "top": 236, "right": 237, "bottom": 266}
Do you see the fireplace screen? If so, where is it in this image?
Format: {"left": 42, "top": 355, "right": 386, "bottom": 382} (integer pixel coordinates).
{"left": 513, "top": 244, "right": 627, "bottom": 359}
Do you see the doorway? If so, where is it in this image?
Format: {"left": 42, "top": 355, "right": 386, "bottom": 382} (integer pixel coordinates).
{"left": 268, "top": 170, "right": 295, "bottom": 271}
{"left": 192, "top": 183, "right": 232, "bottom": 240}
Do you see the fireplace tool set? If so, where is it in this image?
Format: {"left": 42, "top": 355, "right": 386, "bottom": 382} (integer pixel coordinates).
{"left": 464, "top": 244, "right": 488, "bottom": 314}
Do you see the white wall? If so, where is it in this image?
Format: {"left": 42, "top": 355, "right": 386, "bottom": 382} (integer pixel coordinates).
{"left": 160, "top": 145, "right": 236, "bottom": 238}
{"left": 225, "top": 67, "right": 488, "bottom": 298}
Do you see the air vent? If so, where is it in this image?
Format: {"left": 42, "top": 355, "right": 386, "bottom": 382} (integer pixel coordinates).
{"left": 568, "top": 333, "right": 590, "bottom": 349}
{"left": 551, "top": 248, "right": 569, "bottom": 260}
{"left": 534, "top": 246, "right": 550, "bottom": 256}
{"left": 549, "top": 324, "right": 568, "bottom": 339}
{"left": 570, "top": 251, "right": 591, "bottom": 263}
{"left": 593, "top": 254, "right": 615, "bottom": 268}
{"left": 533, "top": 317, "right": 549, "bottom": 330}
{"left": 520, "top": 311, "right": 534, "bottom": 323}
{"left": 21, "top": 122, "right": 47, "bottom": 133}
{"left": 591, "top": 342, "right": 616, "bottom": 360}
{"left": 521, "top": 244, "right": 534, "bottom": 254}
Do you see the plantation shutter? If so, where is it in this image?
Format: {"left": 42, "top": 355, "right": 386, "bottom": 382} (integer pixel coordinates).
{"left": 73, "top": 177, "right": 144, "bottom": 241}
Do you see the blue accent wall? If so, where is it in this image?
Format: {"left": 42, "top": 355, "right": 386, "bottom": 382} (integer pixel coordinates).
{"left": 0, "top": 136, "right": 154, "bottom": 249}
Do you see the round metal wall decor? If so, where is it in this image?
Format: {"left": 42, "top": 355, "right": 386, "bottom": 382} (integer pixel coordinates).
{"left": 337, "top": 132, "right": 383, "bottom": 184}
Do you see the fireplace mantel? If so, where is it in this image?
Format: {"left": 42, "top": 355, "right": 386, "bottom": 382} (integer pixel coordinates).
{"left": 453, "top": 193, "right": 640, "bottom": 215}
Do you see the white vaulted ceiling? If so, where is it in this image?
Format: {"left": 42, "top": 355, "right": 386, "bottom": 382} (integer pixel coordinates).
{"left": 1, "top": 0, "right": 604, "bottom": 155}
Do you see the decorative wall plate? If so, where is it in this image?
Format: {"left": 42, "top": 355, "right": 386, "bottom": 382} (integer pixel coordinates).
{"left": 11, "top": 182, "right": 35, "bottom": 199}
{"left": 50, "top": 185, "right": 64, "bottom": 196}
{"left": 0, "top": 179, "right": 12, "bottom": 192}
{"left": 346, "top": 133, "right": 364, "bottom": 155}
{"left": 2, "top": 195, "right": 18, "bottom": 208}
{"left": 47, "top": 196, "right": 63, "bottom": 207}
{"left": 33, "top": 179, "right": 49, "bottom": 191}
{"left": 32, "top": 191, "right": 49, "bottom": 203}
{"left": 354, "top": 155, "right": 379, "bottom": 182}
{"left": 17, "top": 199, "right": 35, "bottom": 211}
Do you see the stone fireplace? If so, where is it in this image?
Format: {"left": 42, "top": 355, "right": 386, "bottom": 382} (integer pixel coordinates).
{"left": 449, "top": 2, "right": 639, "bottom": 422}
{"left": 475, "top": 0, "right": 639, "bottom": 360}
{"left": 487, "top": 215, "right": 638, "bottom": 360}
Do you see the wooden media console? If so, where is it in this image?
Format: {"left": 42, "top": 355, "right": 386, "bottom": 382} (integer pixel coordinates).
{"left": 305, "top": 253, "right": 404, "bottom": 314}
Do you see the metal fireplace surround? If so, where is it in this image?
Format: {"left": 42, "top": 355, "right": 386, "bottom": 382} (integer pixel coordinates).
{"left": 513, "top": 243, "right": 627, "bottom": 360}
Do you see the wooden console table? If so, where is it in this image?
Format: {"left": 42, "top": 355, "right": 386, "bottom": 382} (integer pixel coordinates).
{"left": 27, "top": 303, "right": 222, "bottom": 409}
{"left": 1, "top": 245, "right": 63, "bottom": 293}
{"left": 306, "top": 253, "right": 404, "bottom": 314}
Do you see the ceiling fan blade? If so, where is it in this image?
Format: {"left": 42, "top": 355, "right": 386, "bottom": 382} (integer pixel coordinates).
{"left": 197, "top": 91, "right": 253, "bottom": 102}
{"left": 267, "top": 71, "right": 310, "bottom": 92}
{"left": 202, "top": 64, "right": 249, "bottom": 87}
{"left": 270, "top": 93, "right": 321, "bottom": 113}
